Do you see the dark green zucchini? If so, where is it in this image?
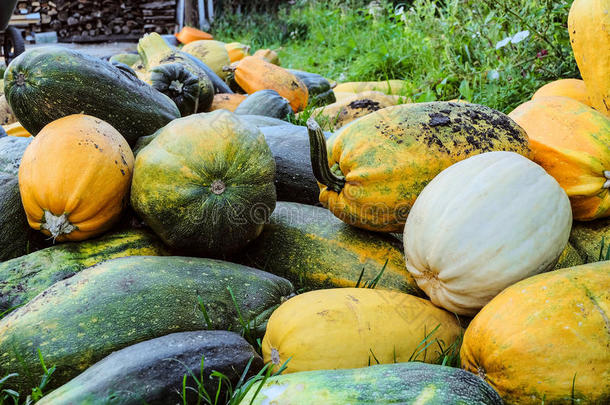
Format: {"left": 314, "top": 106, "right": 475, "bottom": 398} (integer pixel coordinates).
{"left": 235, "top": 90, "right": 293, "bottom": 120}
{"left": 3, "top": 46, "right": 180, "bottom": 144}
{"left": 288, "top": 69, "right": 336, "bottom": 106}
{"left": 0, "top": 256, "right": 293, "bottom": 393}
{"left": 150, "top": 62, "right": 200, "bottom": 116}
{"left": 241, "top": 362, "right": 503, "bottom": 404}
{"left": 259, "top": 124, "right": 330, "bottom": 206}
{"left": 0, "top": 228, "right": 169, "bottom": 311}
{"left": 0, "top": 136, "right": 31, "bottom": 262}
{"left": 38, "top": 331, "right": 263, "bottom": 405}
{"left": 235, "top": 201, "right": 422, "bottom": 295}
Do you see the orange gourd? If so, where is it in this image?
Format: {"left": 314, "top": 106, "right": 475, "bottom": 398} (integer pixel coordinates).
{"left": 509, "top": 96, "right": 610, "bottom": 221}
{"left": 233, "top": 56, "right": 308, "bottom": 112}
{"left": 225, "top": 42, "right": 250, "bottom": 63}
{"left": 18, "top": 114, "right": 134, "bottom": 242}
{"left": 174, "top": 26, "right": 213, "bottom": 44}
{"left": 253, "top": 49, "right": 280, "bottom": 65}
{"left": 208, "top": 93, "right": 247, "bottom": 112}
{"left": 531, "top": 79, "right": 591, "bottom": 106}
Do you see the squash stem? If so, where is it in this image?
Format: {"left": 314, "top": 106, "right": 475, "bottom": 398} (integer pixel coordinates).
{"left": 137, "top": 32, "right": 171, "bottom": 69}
{"left": 307, "top": 118, "right": 345, "bottom": 193}
{"left": 41, "top": 210, "right": 76, "bottom": 241}
{"left": 604, "top": 171, "right": 610, "bottom": 189}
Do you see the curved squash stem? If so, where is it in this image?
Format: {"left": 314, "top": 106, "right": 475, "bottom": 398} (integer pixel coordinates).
{"left": 307, "top": 117, "right": 345, "bottom": 193}
{"left": 41, "top": 210, "right": 76, "bottom": 242}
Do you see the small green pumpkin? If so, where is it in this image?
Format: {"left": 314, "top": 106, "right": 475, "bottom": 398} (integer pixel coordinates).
{"left": 235, "top": 90, "right": 293, "bottom": 120}
{"left": 131, "top": 110, "right": 277, "bottom": 256}
{"left": 150, "top": 63, "right": 200, "bottom": 116}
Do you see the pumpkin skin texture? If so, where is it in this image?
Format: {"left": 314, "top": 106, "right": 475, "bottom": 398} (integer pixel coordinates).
{"left": 309, "top": 102, "right": 531, "bottom": 232}
{"left": 461, "top": 261, "right": 610, "bottom": 404}
{"left": 403, "top": 151, "right": 572, "bottom": 316}
{"left": 182, "top": 40, "right": 231, "bottom": 80}
{"left": 333, "top": 80, "right": 408, "bottom": 95}
{"left": 240, "top": 362, "right": 503, "bottom": 405}
{"left": 262, "top": 288, "right": 462, "bottom": 374}
{"left": 208, "top": 93, "right": 246, "bottom": 112}
{"left": 568, "top": 0, "right": 610, "bottom": 116}
{"left": 252, "top": 48, "right": 279, "bottom": 65}
{"left": 531, "top": 78, "right": 591, "bottom": 106}
{"left": 509, "top": 96, "right": 610, "bottom": 220}
{"left": 570, "top": 217, "right": 610, "bottom": 263}
{"left": 131, "top": 111, "right": 276, "bottom": 256}
{"left": 149, "top": 62, "right": 200, "bottom": 116}
{"left": 18, "top": 114, "right": 134, "bottom": 242}
{"left": 233, "top": 56, "right": 308, "bottom": 112}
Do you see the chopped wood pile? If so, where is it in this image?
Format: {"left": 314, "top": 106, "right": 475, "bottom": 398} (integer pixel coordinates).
{"left": 13, "top": 1, "right": 177, "bottom": 43}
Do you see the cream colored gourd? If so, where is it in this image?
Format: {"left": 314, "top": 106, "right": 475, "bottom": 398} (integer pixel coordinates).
{"left": 403, "top": 151, "right": 572, "bottom": 316}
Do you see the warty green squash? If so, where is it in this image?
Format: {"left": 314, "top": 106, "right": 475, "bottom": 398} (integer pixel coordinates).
{"left": 308, "top": 102, "right": 531, "bottom": 232}
{"left": 131, "top": 110, "right": 276, "bottom": 256}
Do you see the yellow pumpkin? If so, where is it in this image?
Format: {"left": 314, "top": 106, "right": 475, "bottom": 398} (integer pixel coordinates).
{"left": 263, "top": 288, "right": 462, "bottom": 374}
{"left": 225, "top": 42, "right": 250, "bottom": 63}
{"left": 18, "top": 114, "right": 134, "bottom": 242}
{"left": 308, "top": 91, "right": 406, "bottom": 130}
{"left": 568, "top": 0, "right": 610, "bottom": 116}
{"left": 333, "top": 80, "right": 408, "bottom": 95}
{"left": 509, "top": 96, "right": 610, "bottom": 221}
{"left": 252, "top": 48, "right": 280, "bottom": 65}
{"left": 182, "top": 40, "right": 231, "bottom": 80}
{"left": 531, "top": 78, "right": 591, "bottom": 106}
{"left": 461, "top": 261, "right": 610, "bottom": 404}
{"left": 233, "top": 56, "right": 308, "bottom": 112}
{"left": 207, "top": 93, "right": 247, "bottom": 112}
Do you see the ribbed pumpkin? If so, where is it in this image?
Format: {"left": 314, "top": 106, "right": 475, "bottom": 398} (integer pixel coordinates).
{"left": 568, "top": 0, "right": 610, "bottom": 116}
{"left": 232, "top": 56, "right": 308, "bottom": 112}
{"left": 333, "top": 80, "right": 408, "bottom": 95}
{"left": 308, "top": 102, "right": 531, "bottom": 232}
{"left": 18, "top": 114, "right": 134, "bottom": 242}
{"left": 263, "top": 288, "right": 462, "bottom": 374}
{"left": 208, "top": 93, "right": 246, "bottom": 112}
{"left": 308, "top": 91, "right": 404, "bottom": 130}
{"left": 252, "top": 49, "right": 279, "bottom": 65}
{"left": 531, "top": 78, "right": 591, "bottom": 106}
{"left": 509, "top": 96, "right": 610, "bottom": 220}
{"left": 182, "top": 40, "right": 231, "bottom": 80}
{"left": 131, "top": 111, "right": 276, "bottom": 256}
{"left": 225, "top": 42, "right": 250, "bottom": 63}
{"left": 461, "top": 261, "right": 610, "bottom": 404}
{"left": 403, "top": 151, "right": 572, "bottom": 316}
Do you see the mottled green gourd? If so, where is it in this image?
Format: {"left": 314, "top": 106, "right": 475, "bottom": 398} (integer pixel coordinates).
{"left": 239, "top": 362, "right": 503, "bottom": 405}
{"left": 3, "top": 47, "right": 179, "bottom": 144}
{"left": 0, "top": 256, "right": 294, "bottom": 394}
{"left": 236, "top": 201, "right": 422, "bottom": 295}
{"left": 131, "top": 110, "right": 277, "bottom": 256}
{"left": 0, "top": 228, "right": 169, "bottom": 311}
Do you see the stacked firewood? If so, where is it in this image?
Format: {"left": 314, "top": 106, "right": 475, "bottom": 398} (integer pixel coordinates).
{"left": 13, "top": 1, "right": 177, "bottom": 43}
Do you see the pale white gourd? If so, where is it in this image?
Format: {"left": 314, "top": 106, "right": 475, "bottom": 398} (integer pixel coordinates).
{"left": 403, "top": 151, "right": 572, "bottom": 316}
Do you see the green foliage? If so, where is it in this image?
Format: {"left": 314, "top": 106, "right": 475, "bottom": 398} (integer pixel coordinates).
{"left": 212, "top": 0, "right": 578, "bottom": 113}
{"left": 0, "top": 350, "right": 55, "bottom": 405}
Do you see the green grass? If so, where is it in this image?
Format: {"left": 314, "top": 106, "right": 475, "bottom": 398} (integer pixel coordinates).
{"left": 212, "top": 0, "right": 578, "bottom": 113}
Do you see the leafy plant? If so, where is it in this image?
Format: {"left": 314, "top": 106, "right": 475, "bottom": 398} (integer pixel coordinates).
{"left": 354, "top": 259, "right": 389, "bottom": 289}
{"left": 0, "top": 350, "right": 56, "bottom": 405}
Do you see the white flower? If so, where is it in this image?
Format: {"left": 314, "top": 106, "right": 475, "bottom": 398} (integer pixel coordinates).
{"left": 511, "top": 30, "right": 530, "bottom": 44}
{"left": 495, "top": 37, "right": 512, "bottom": 49}
{"left": 487, "top": 70, "right": 500, "bottom": 81}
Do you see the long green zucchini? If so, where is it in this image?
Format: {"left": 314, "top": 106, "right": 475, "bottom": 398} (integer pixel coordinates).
{"left": 235, "top": 201, "right": 422, "bottom": 295}
{"left": 0, "top": 256, "right": 293, "bottom": 394}
{"left": 0, "top": 228, "right": 168, "bottom": 312}
{"left": 240, "top": 362, "right": 503, "bottom": 404}
{"left": 39, "top": 331, "right": 262, "bottom": 405}
{"left": 4, "top": 47, "right": 180, "bottom": 144}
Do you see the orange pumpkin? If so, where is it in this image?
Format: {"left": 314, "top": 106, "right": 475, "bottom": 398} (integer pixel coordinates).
{"left": 253, "top": 48, "right": 280, "bottom": 65}
{"left": 531, "top": 79, "right": 591, "bottom": 106}
{"left": 18, "top": 114, "right": 134, "bottom": 242}
{"left": 174, "top": 26, "right": 213, "bottom": 44}
{"left": 208, "top": 93, "right": 247, "bottom": 112}
{"left": 225, "top": 42, "right": 250, "bottom": 63}
{"left": 233, "top": 56, "right": 308, "bottom": 112}
{"left": 509, "top": 96, "right": 610, "bottom": 221}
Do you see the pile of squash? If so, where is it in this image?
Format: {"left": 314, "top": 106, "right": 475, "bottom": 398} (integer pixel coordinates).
{"left": 0, "top": 1, "right": 608, "bottom": 404}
